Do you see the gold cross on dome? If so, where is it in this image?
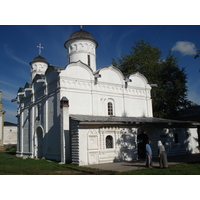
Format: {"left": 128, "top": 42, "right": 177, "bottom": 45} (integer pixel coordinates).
{"left": 37, "top": 43, "right": 44, "bottom": 55}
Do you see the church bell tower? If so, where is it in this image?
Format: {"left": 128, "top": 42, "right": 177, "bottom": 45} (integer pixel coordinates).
{"left": 29, "top": 44, "right": 49, "bottom": 81}
{"left": 64, "top": 26, "right": 98, "bottom": 72}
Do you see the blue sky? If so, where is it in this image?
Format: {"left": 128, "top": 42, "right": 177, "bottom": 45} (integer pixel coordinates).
{"left": 1, "top": 25, "right": 200, "bottom": 123}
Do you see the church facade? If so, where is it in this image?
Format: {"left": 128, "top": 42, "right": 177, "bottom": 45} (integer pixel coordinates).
{"left": 15, "top": 27, "right": 199, "bottom": 165}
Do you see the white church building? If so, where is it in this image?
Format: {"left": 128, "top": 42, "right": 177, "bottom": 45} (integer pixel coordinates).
{"left": 15, "top": 27, "right": 199, "bottom": 165}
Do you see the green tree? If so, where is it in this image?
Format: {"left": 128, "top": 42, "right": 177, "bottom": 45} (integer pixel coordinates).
{"left": 112, "top": 40, "right": 193, "bottom": 119}
{"left": 153, "top": 53, "right": 190, "bottom": 118}
{"left": 113, "top": 40, "right": 161, "bottom": 83}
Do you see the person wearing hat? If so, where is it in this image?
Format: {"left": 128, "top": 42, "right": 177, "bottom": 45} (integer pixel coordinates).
{"left": 158, "top": 140, "right": 168, "bottom": 168}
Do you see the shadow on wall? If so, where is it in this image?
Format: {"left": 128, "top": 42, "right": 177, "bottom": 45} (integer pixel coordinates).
{"left": 111, "top": 126, "right": 198, "bottom": 163}
{"left": 114, "top": 128, "right": 137, "bottom": 162}
{"left": 163, "top": 128, "right": 195, "bottom": 156}
{"left": 34, "top": 92, "right": 61, "bottom": 162}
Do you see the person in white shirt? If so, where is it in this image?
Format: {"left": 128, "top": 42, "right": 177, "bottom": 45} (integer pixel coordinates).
{"left": 158, "top": 140, "right": 168, "bottom": 168}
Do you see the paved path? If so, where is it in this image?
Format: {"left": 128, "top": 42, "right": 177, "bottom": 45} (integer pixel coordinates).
{"left": 87, "top": 153, "right": 200, "bottom": 172}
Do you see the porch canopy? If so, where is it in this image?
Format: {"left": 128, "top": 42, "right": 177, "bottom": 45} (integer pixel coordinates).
{"left": 70, "top": 115, "right": 198, "bottom": 128}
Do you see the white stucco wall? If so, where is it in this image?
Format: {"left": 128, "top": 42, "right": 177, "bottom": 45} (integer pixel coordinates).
{"left": 4, "top": 126, "right": 17, "bottom": 145}
{"left": 59, "top": 65, "right": 153, "bottom": 118}
{"left": 45, "top": 91, "right": 61, "bottom": 161}
{"left": 188, "top": 128, "right": 199, "bottom": 153}
{"left": 78, "top": 129, "right": 89, "bottom": 166}
{"left": 78, "top": 127, "right": 138, "bottom": 166}
{"left": 31, "top": 62, "right": 48, "bottom": 81}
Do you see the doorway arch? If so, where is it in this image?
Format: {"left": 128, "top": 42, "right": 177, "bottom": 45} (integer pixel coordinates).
{"left": 137, "top": 131, "right": 149, "bottom": 159}
{"left": 36, "top": 126, "right": 44, "bottom": 159}
{"left": 137, "top": 125, "right": 159, "bottom": 158}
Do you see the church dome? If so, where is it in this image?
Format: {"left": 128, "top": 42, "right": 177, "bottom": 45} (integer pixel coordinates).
{"left": 30, "top": 55, "right": 48, "bottom": 65}
{"left": 69, "top": 30, "right": 94, "bottom": 40}
{"left": 65, "top": 29, "right": 98, "bottom": 47}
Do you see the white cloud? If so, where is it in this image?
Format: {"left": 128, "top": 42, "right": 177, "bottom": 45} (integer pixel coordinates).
{"left": 116, "top": 27, "right": 140, "bottom": 58}
{"left": 172, "top": 41, "right": 197, "bottom": 56}
{"left": 1, "top": 90, "right": 16, "bottom": 101}
{"left": 0, "top": 80, "right": 19, "bottom": 89}
{"left": 4, "top": 44, "right": 29, "bottom": 66}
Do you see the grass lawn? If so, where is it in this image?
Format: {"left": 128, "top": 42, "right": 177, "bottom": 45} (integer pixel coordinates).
{"left": 0, "top": 152, "right": 115, "bottom": 175}
{"left": 1, "top": 152, "right": 200, "bottom": 175}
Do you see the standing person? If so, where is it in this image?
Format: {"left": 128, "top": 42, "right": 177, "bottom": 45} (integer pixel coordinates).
{"left": 146, "top": 140, "right": 152, "bottom": 168}
{"left": 158, "top": 140, "right": 168, "bottom": 168}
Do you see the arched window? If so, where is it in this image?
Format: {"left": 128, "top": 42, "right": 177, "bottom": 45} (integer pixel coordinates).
{"left": 106, "top": 135, "right": 113, "bottom": 148}
{"left": 108, "top": 102, "right": 113, "bottom": 116}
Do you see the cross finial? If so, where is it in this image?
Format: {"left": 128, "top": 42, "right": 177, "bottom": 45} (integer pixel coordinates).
{"left": 37, "top": 43, "right": 44, "bottom": 55}
{"left": 80, "top": 25, "right": 83, "bottom": 30}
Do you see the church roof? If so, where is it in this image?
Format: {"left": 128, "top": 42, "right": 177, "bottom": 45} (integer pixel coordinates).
{"left": 70, "top": 115, "right": 197, "bottom": 127}
{"left": 17, "top": 87, "right": 24, "bottom": 93}
{"left": 4, "top": 121, "right": 17, "bottom": 126}
{"left": 49, "top": 65, "right": 65, "bottom": 72}
{"left": 29, "top": 55, "right": 49, "bottom": 65}
{"left": 65, "top": 29, "right": 98, "bottom": 46}
{"left": 69, "top": 29, "right": 94, "bottom": 40}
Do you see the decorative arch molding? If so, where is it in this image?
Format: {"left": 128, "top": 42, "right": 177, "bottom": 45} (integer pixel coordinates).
{"left": 127, "top": 72, "right": 150, "bottom": 88}
{"left": 95, "top": 65, "right": 125, "bottom": 85}
{"left": 68, "top": 41, "right": 96, "bottom": 55}
{"left": 69, "top": 43, "right": 77, "bottom": 53}
{"left": 106, "top": 135, "right": 114, "bottom": 148}
{"left": 35, "top": 125, "right": 45, "bottom": 136}
{"left": 67, "top": 60, "right": 94, "bottom": 73}
{"left": 130, "top": 72, "right": 148, "bottom": 83}
{"left": 62, "top": 61, "right": 94, "bottom": 80}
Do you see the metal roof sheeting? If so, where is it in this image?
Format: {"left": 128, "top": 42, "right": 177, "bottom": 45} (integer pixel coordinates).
{"left": 70, "top": 115, "right": 196, "bottom": 127}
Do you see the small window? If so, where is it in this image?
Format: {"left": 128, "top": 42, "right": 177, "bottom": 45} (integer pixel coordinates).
{"left": 106, "top": 135, "right": 113, "bottom": 149}
{"left": 108, "top": 102, "right": 113, "bottom": 116}
{"left": 37, "top": 104, "right": 41, "bottom": 121}
{"left": 88, "top": 55, "right": 90, "bottom": 66}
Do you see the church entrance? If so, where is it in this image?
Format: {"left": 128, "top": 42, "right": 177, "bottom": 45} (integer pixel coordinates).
{"left": 137, "top": 131, "right": 149, "bottom": 159}
{"left": 137, "top": 125, "right": 160, "bottom": 159}
{"left": 36, "top": 126, "right": 44, "bottom": 159}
